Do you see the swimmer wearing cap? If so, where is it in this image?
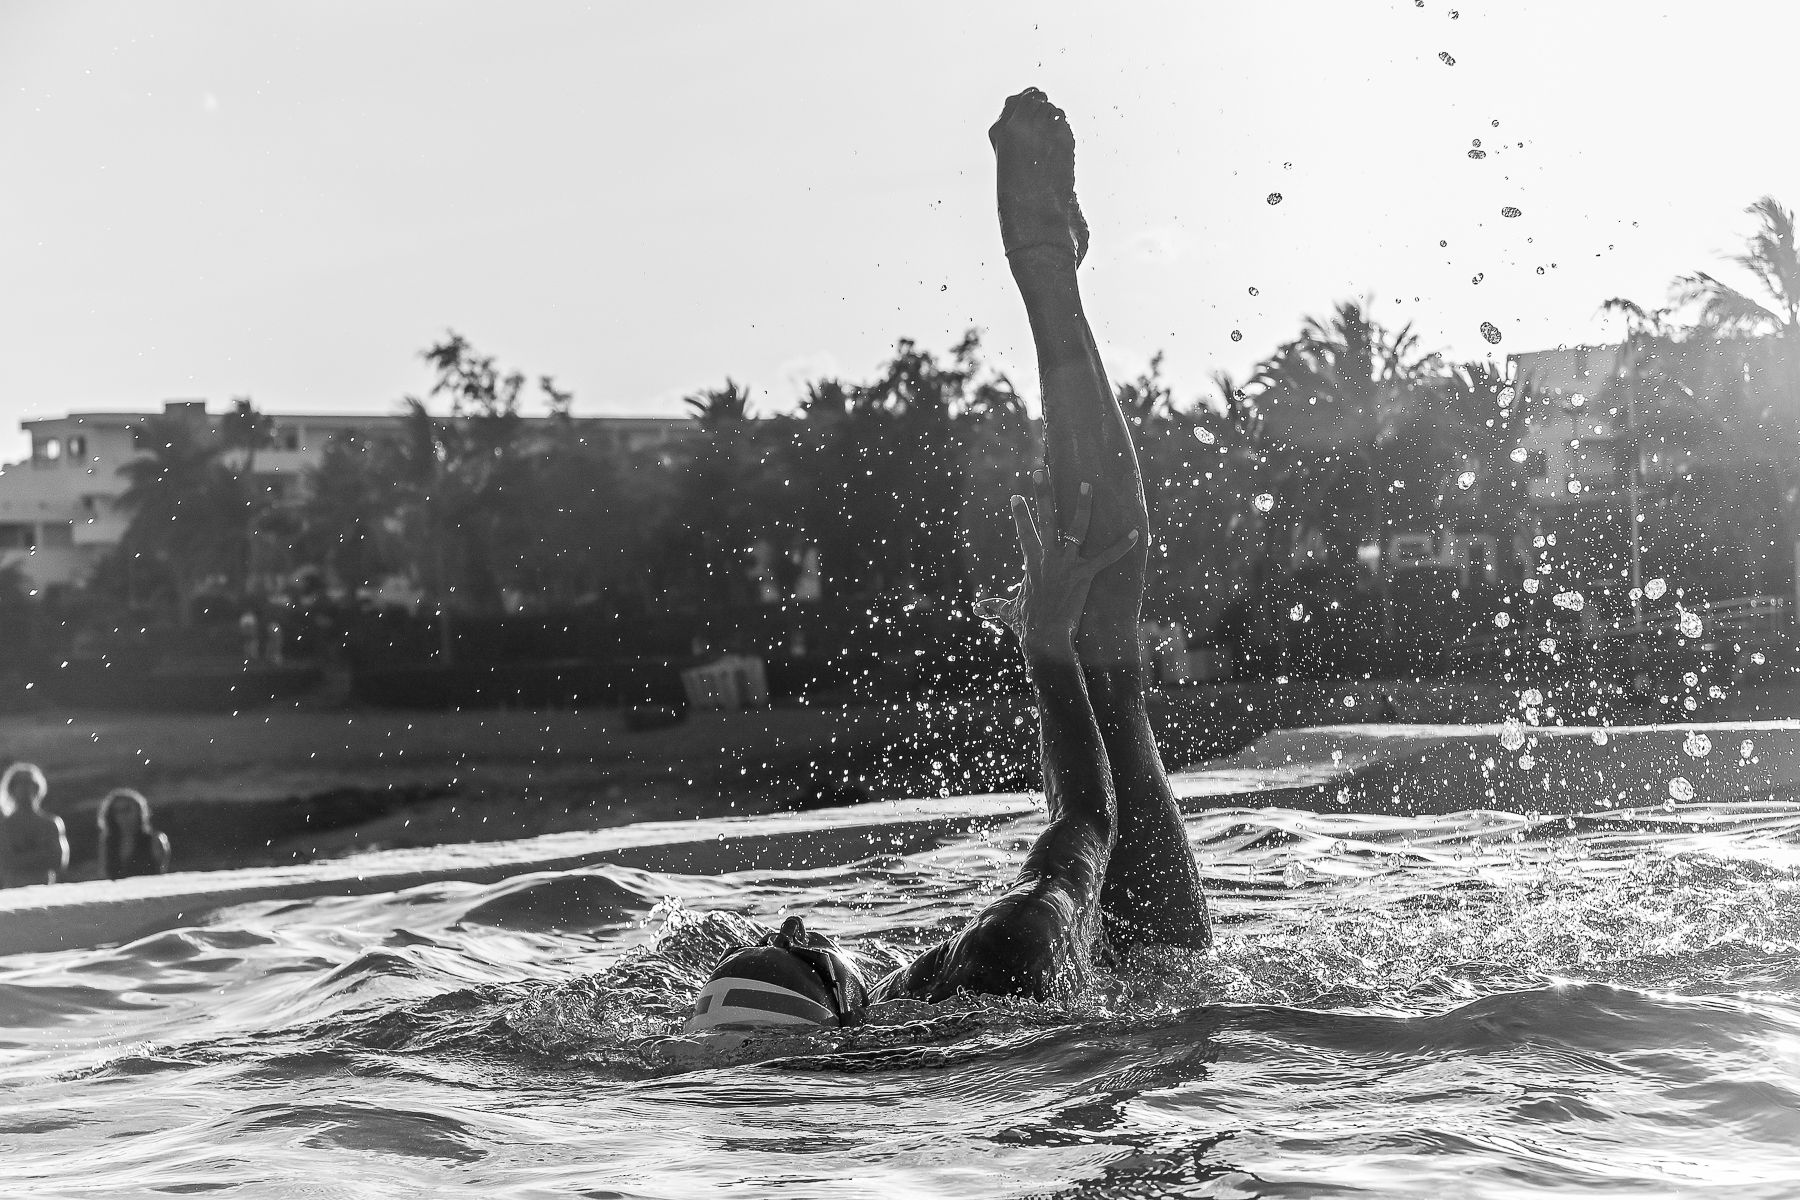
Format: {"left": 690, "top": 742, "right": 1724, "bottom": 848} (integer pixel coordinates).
{"left": 688, "top": 89, "right": 1211, "bottom": 1032}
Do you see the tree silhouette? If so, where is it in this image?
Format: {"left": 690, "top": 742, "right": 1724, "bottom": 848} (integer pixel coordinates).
{"left": 1673, "top": 196, "right": 1800, "bottom": 339}
{"left": 115, "top": 412, "right": 244, "bottom": 624}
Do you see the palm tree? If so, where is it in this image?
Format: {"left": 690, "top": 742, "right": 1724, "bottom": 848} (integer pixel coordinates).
{"left": 297, "top": 434, "right": 399, "bottom": 595}
{"left": 684, "top": 378, "right": 752, "bottom": 424}
{"left": 1673, "top": 196, "right": 1800, "bottom": 339}
{"left": 115, "top": 413, "right": 243, "bottom": 624}
{"left": 1248, "top": 300, "right": 1442, "bottom": 560}
{"left": 667, "top": 380, "right": 764, "bottom": 608}
{"left": 219, "top": 396, "right": 276, "bottom": 595}
{"left": 1115, "top": 351, "right": 1178, "bottom": 425}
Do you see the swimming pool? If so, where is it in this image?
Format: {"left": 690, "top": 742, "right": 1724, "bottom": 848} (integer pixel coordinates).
{"left": 4, "top": 724, "right": 1800, "bottom": 1197}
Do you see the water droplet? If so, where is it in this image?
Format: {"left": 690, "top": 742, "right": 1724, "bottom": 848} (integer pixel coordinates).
{"left": 1752, "top": 652, "right": 1766, "bottom": 665}
{"left": 1566, "top": 479, "right": 1583, "bottom": 495}
{"left": 1644, "top": 578, "right": 1667, "bottom": 600}
{"left": 1520, "top": 688, "right": 1543, "bottom": 707}
{"left": 1195, "top": 427, "right": 1216, "bottom": 445}
{"left": 1591, "top": 730, "right": 1609, "bottom": 746}
{"left": 1518, "top": 754, "right": 1535, "bottom": 770}
{"left": 1510, "top": 446, "right": 1529, "bottom": 463}
{"left": 1230, "top": 329, "right": 1243, "bottom": 342}
{"left": 1468, "top": 148, "right": 1487, "bottom": 160}
{"left": 1682, "top": 671, "right": 1699, "bottom": 688}
{"left": 1248, "top": 286, "right": 1259, "bottom": 296}
{"left": 1683, "top": 732, "right": 1712, "bottom": 759}
{"left": 1471, "top": 272, "right": 1485, "bottom": 285}
{"left": 1438, "top": 50, "right": 1456, "bottom": 65}
{"left": 1501, "top": 206, "right": 1522, "bottom": 218}
{"left": 1538, "top": 638, "right": 1556, "bottom": 653}
{"left": 1553, "top": 591, "right": 1585, "bottom": 612}
{"left": 1253, "top": 493, "right": 1275, "bottom": 513}
{"left": 1683, "top": 696, "right": 1698, "bottom": 712}
{"left": 1282, "top": 861, "right": 1309, "bottom": 888}
{"left": 1494, "top": 611, "right": 1512, "bottom": 628}
{"left": 1266, "top": 192, "right": 1284, "bottom": 206}
{"left": 1536, "top": 266, "right": 1545, "bottom": 275}
{"left": 1480, "top": 321, "right": 1503, "bottom": 344}
{"left": 1500, "top": 718, "right": 1527, "bottom": 751}
{"left": 1668, "top": 777, "right": 1695, "bottom": 802}
{"left": 1741, "top": 739, "right": 1756, "bottom": 758}
{"left": 1457, "top": 470, "right": 1477, "bottom": 490}
{"left": 1678, "top": 610, "right": 1703, "bottom": 638}
{"left": 1522, "top": 577, "right": 1539, "bottom": 593}
{"left": 1289, "top": 603, "right": 1306, "bottom": 622}
{"left": 1343, "top": 695, "right": 1358, "bottom": 708}
{"left": 1439, "top": 239, "right": 1448, "bottom": 247}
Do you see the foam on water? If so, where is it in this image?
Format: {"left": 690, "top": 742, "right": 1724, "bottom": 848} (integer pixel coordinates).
{"left": 5, "top": 799, "right": 1800, "bottom": 1197}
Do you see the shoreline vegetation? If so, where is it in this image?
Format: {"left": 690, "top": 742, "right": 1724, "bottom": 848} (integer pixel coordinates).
{"left": 8, "top": 675, "right": 1798, "bottom": 879}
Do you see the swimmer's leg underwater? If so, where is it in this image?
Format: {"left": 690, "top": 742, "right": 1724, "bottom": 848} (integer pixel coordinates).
{"left": 990, "top": 87, "right": 1212, "bottom": 957}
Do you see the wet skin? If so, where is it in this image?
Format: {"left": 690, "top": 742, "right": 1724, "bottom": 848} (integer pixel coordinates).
{"left": 876, "top": 90, "right": 1211, "bottom": 1006}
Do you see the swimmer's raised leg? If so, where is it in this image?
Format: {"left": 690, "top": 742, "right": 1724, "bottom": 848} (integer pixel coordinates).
{"left": 990, "top": 87, "right": 1211, "bottom": 955}
{"left": 873, "top": 481, "right": 1136, "bottom": 1004}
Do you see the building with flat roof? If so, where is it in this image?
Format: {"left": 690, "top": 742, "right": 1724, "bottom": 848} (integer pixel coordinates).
{"left": 0, "top": 401, "right": 696, "bottom": 592}
{"left": 1508, "top": 336, "right": 1799, "bottom": 612}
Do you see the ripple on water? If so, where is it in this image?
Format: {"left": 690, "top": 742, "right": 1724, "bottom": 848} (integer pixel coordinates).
{"left": 3, "top": 801, "right": 1800, "bottom": 1197}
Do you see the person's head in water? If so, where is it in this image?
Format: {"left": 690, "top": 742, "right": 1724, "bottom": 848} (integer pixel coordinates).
{"left": 684, "top": 915, "right": 868, "bottom": 1033}
{"left": 99, "top": 789, "right": 153, "bottom": 840}
{"left": 0, "top": 762, "right": 48, "bottom": 817}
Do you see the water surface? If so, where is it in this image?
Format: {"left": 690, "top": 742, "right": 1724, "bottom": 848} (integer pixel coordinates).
{"left": 4, "top": 796, "right": 1800, "bottom": 1197}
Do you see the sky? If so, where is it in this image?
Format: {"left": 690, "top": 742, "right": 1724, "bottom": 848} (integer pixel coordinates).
{"left": 4, "top": 1, "right": 1798, "bottom": 463}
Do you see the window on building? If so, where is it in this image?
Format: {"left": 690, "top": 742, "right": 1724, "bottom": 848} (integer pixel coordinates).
{"left": 0, "top": 524, "right": 35, "bottom": 551}
{"left": 37, "top": 437, "right": 62, "bottom": 462}
{"left": 38, "top": 522, "right": 74, "bottom": 548}
{"left": 279, "top": 426, "right": 301, "bottom": 451}
{"left": 1525, "top": 450, "right": 1548, "bottom": 479}
{"left": 67, "top": 434, "right": 87, "bottom": 460}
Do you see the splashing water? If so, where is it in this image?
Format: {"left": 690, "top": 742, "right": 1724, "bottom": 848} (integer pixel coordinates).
{"left": 6, "top": 794, "right": 1800, "bottom": 1197}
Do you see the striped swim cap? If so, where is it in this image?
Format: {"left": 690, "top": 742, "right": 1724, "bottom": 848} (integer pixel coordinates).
{"left": 684, "top": 917, "right": 866, "bottom": 1032}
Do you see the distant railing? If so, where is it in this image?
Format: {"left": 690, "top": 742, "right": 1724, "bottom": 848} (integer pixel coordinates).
{"left": 1609, "top": 593, "right": 1789, "bottom": 640}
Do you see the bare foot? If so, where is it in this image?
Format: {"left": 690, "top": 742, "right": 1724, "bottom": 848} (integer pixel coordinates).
{"left": 989, "top": 88, "right": 1089, "bottom": 266}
